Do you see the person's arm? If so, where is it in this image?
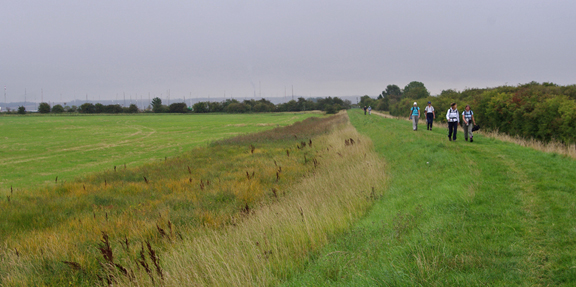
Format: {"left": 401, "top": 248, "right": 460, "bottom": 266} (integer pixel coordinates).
{"left": 472, "top": 114, "right": 476, "bottom": 125}
{"left": 446, "top": 109, "right": 450, "bottom": 121}
{"left": 433, "top": 109, "right": 436, "bottom": 119}
{"left": 418, "top": 108, "right": 421, "bottom": 117}
{"left": 462, "top": 112, "right": 468, "bottom": 125}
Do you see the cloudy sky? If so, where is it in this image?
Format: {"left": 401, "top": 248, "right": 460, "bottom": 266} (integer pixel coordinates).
{"left": 2, "top": 0, "right": 575, "bottom": 103}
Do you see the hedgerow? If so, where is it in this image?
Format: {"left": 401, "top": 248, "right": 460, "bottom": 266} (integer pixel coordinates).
{"left": 385, "top": 82, "right": 576, "bottom": 144}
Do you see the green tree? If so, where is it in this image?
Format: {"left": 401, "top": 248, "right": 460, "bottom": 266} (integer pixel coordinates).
{"left": 52, "top": 104, "right": 65, "bottom": 113}
{"left": 169, "top": 103, "right": 188, "bottom": 113}
{"left": 79, "top": 103, "right": 96, "bottom": 113}
{"left": 403, "top": 81, "right": 430, "bottom": 99}
{"left": 252, "top": 103, "right": 269, "bottom": 112}
{"left": 325, "top": 104, "right": 336, "bottom": 114}
{"left": 325, "top": 104, "right": 341, "bottom": 114}
{"left": 38, "top": 102, "right": 51, "bottom": 113}
{"left": 151, "top": 97, "right": 163, "bottom": 113}
{"left": 207, "top": 101, "right": 224, "bottom": 112}
{"left": 283, "top": 100, "right": 300, "bottom": 111}
{"left": 192, "top": 102, "right": 208, "bottom": 113}
{"left": 376, "top": 98, "right": 389, "bottom": 111}
{"left": 127, "top": 104, "right": 139, "bottom": 113}
{"left": 359, "top": 95, "right": 376, "bottom": 108}
{"left": 17, "top": 106, "right": 26, "bottom": 114}
{"left": 94, "top": 103, "right": 105, "bottom": 113}
{"left": 104, "top": 104, "right": 123, "bottom": 113}
{"left": 225, "top": 103, "right": 250, "bottom": 113}
{"left": 384, "top": 84, "right": 402, "bottom": 101}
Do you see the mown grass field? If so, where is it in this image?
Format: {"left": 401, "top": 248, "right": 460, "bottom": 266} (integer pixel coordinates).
{"left": 0, "top": 113, "right": 320, "bottom": 193}
{"left": 0, "top": 113, "right": 387, "bottom": 286}
{"left": 287, "top": 109, "right": 576, "bottom": 286}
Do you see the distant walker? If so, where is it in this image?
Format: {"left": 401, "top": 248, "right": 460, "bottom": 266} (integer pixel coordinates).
{"left": 409, "top": 102, "right": 420, "bottom": 131}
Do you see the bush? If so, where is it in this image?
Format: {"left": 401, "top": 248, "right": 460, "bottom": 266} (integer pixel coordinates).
{"left": 207, "top": 101, "right": 224, "bottom": 112}
{"left": 127, "top": 104, "right": 139, "bottom": 113}
{"left": 101, "top": 104, "right": 122, "bottom": 113}
{"left": 225, "top": 103, "right": 250, "bottom": 113}
{"left": 17, "top": 106, "right": 26, "bottom": 114}
{"left": 325, "top": 104, "right": 341, "bottom": 114}
{"left": 193, "top": 102, "right": 208, "bottom": 113}
{"left": 79, "top": 103, "right": 96, "bottom": 113}
{"left": 52, "top": 105, "right": 64, "bottom": 113}
{"left": 376, "top": 98, "right": 388, "bottom": 111}
{"left": 252, "top": 103, "right": 272, "bottom": 112}
{"left": 169, "top": 102, "right": 188, "bottom": 113}
{"left": 94, "top": 103, "right": 105, "bottom": 113}
{"left": 38, "top": 102, "right": 51, "bottom": 113}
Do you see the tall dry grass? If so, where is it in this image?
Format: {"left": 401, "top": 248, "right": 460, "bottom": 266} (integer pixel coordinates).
{"left": 0, "top": 112, "right": 386, "bottom": 286}
{"left": 480, "top": 130, "right": 576, "bottom": 158}
{"left": 372, "top": 111, "right": 576, "bottom": 159}
{"left": 114, "top": 118, "right": 386, "bottom": 286}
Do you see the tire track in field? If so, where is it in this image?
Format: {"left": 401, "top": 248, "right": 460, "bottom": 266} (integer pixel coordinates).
{"left": 0, "top": 122, "right": 156, "bottom": 166}
{"left": 472, "top": 143, "right": 548, "bottom": 285}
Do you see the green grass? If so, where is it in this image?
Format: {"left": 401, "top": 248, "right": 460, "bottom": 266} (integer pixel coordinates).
{"left": 286, "top": 109, "right": 576, "bottom": 286}
{"left": 1, "top": 115, "right": 354, "bottom": 286}
{"left": 0, "top": 112, "right": 320, "bottom": 193}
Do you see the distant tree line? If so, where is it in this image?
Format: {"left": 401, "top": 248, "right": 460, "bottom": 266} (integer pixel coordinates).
{"left": 28, "top": 96, "right": 351, "bottom": 115}
{"left": 35, "top": 103, "right": 139, "bottom": 114}
{"left": 366, "top": 81, "right": 576, "bottom": 144}
{"left": 150, "top": 97, "right": 351, "bottom": 114}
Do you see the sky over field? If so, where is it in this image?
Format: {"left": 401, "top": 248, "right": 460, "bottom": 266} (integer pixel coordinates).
{"left": 2, "top": 0, "right": 575, "bottom": 103}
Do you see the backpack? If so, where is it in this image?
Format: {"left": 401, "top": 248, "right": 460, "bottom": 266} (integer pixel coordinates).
{"left": 463, "top": 110, "right": 473, "bottom": 119}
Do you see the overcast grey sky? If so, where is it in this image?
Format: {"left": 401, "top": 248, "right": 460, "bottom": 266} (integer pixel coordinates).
{"left": 2, "top": 0, "right": 575, "bottom": 103}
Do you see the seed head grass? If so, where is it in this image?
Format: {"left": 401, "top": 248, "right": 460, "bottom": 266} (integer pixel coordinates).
{"left": 0, "top": 112, "right": 386, "bottom": 286}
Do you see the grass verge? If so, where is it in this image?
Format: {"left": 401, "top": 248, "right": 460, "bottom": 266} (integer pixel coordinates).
{"left": 373, "top": 110, "right": 576, "bottom": 159}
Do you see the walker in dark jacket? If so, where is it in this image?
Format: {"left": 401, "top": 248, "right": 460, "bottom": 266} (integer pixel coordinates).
{"left": 446, "top": 103, "right": 459, "bottom": 141}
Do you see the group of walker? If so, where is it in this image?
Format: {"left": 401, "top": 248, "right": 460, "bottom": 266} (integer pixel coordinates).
{"left": 409, "top": 101, "right": 476, "bottom": 142}
{"left": 363, "top": 105, "right": 372, "bottom": 115}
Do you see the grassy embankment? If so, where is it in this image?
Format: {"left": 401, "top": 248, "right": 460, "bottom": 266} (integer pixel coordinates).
{"left": 1, "top": 113, "right": 387, "bottom": 286}
{"left": 0, "top": 112, "right": 320, "bottom": 192}
{"left": 287, "top": 109, "right": 576, "bottom": 286}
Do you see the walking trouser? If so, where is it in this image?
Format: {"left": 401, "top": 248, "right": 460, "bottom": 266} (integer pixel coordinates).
{"left": 448, "top": 122, "right": 458, "bottom": 140}
{"left": 412, "top": 116, "right": 419, "bottom": 130}
{"left": 464, "top": 123, "right": 473, "bottom": 139}
{"left": 426, "top": 113, "right": 434, "bottom": 129}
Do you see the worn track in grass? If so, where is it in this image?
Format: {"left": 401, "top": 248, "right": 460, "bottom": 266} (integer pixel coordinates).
{"left": 286, "top": 109, "right": 576, "bottom": 286}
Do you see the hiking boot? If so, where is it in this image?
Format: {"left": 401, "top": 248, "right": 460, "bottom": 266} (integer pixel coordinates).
{"left": 470, "top": 138, "right": 473, "bottom": 142}
{"left": 465, "top": 138, "right": 468, "bottom": 141}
